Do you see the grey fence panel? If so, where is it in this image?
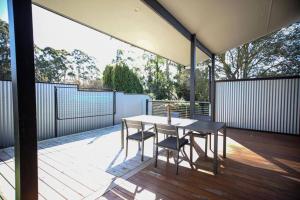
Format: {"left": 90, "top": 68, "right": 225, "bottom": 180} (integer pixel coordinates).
{"left": 0, "top": 82, "right": 77, "bottom": 147}
{"left": 0, "top": 81, "right": 148, "bottom": 147}
{"left": 36, "top": 83, "right": 77, "bottom": 141}
{"left": 216, "top": 78, "right": 300, "bottom": 135}
{"left": 56, "top": 88, "right": 114, "bottom": 136}
{"left": 0, "top": 81, "right": 14, "bottom": 147}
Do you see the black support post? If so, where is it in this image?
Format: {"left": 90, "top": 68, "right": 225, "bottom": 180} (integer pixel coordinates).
{"left": 211, "top": 54, "right": 216, "bottom": 122}
{"left": 7, "top": 0, "right": 38, "bottom": 199}
{"left": 208, "top": 64, "right": 212, "bottom": 102}
{"left": 190, "top": 34, "right": 196, "bottom": 119}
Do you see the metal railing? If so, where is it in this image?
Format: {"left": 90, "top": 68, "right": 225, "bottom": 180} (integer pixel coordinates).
{"left": 146, "top": 100, "right": 211, "bottom": 119}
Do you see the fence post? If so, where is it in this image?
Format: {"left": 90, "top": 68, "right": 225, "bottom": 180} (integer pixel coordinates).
{"left": 54, "top": 87, "right": 58, "bottom": 137}
{"left": 146, "top": 99, "right": 149, "bottom": 115}
{"left": 113, "top": 90, "right": 116, "bottom": 125}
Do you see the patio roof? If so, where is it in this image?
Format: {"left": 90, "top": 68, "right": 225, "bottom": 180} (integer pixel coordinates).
{"left": 33, "top": 0, "right": 300, "bottom": 66}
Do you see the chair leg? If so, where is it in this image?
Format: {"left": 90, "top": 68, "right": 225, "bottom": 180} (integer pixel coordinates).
{"left": 205, "top": 136, "right": 208, "bottom": 157}
{"left": 126, "top": 138, "right": 128, "bottom": 157}
{"left": 155, "top": 145, "right": 158, "bottom": 167}
{"left": 167, "top": 150, "right": 170, "bottom": 162}
{"left": 176, "top": 151, "right": 179, "bottom": 175}
{"left": 141, "top": 140, "right": 144, "bottom": 162}
{"left": 153, "top": 137, "right": 155, "bottom": 157}
{"left": 190, "top": 134, "right": 193, "bottom": 163}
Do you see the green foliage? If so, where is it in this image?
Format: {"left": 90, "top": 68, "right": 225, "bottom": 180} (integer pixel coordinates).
{"left": 216, "top": 22, "right": 300, "bottom": 79}
{"left": 174, "top": 64, "right": 189, "bottom": 100}
{"left": 143, "top": 54, "right": 175, "bottom": 100}
{"left": 102, "top": 65, "right": 114, "bottom": 89}
{"left": 0, "top": 19, "right": 10, "bottom": 80}
{"left": 69, "top": 49, "right": 100, "bottom": 83}
{"left": 34, "top": 47, "right": 100, "bottom": 84}
{"left": 195, "top": 66, "right": 209, "bottom": 101}
{"left": 103, "top": 62, "right": 143, "bottom": 93}
{"left": 35, "top": 46, "right": 70, "bottom": 82}
{"left": 173, "top": 64, "right": 209, "bottom": 101}
{"left": 0, "top": 19, "right": 100, "bottom": 86}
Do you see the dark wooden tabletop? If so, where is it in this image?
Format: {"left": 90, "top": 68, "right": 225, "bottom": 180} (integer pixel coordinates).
{"left": 184, "top": 120, "right": 226, "bottom": 133}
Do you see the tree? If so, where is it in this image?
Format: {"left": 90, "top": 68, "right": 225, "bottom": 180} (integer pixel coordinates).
{"left": 102, "top": 64, "right": 114, "bottom": 89}
{"left": 174, "top": 63, "right": 189, "bottom": 100}
{"left": 216, "top": 22, "right": 300, "bottom": 79}
{"left": 34, "top": 46, "right": 70, "bottom": 82}
{"left": 33, "top": 46, "right": 101, "bottom": 84}
{"left": 102, "top": 61, "right": 143, "bottom": 93}
{"left": 69, "top": 49, "right": 100, "bottom": 84}
{"left": 0, "top": 19, "right": 10, "bottom": 80}
{"left": 0, "top": 18, "right": 100, "bottom": 85}
{"left": 195, "top": 66, "right": 209, "bottom": 101}
{"left": 143, "top": 53, "right": 174, "bottom": 99}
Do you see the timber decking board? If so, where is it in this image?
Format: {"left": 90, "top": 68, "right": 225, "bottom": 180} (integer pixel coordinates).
{"left": 1, "top": 126, "right": 299, "bottom": 200}
{"left": 0, "top": 125, "right": 154, "bottom": 200}
{"left": 103, "top": 128, "right": 300, "bottom": 200}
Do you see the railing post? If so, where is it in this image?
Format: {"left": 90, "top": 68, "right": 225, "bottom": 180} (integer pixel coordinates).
{"left": 146, "top": 99, "right": 149, "bottom": 115}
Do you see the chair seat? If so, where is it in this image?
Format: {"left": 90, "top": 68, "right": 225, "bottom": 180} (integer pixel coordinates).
{"left": 127, "top": 131, "right": 155, "bottom": 141}
{"left": 157, "top": 137, "right": 188, "bottom": 150}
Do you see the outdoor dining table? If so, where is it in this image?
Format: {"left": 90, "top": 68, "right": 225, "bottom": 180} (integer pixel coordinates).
{"left": 121, "top": 115, "right": 226, "bottom": 174}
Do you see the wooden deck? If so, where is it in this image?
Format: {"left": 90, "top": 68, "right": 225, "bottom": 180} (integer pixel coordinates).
{"left": 0, "top": 125, "right": 155, "bottom": 200}
{"left": 103, "top": 128, "right": 300, "bottom": 200}
{"left": 0, "top": 126, "right": 299, "bottom": 200}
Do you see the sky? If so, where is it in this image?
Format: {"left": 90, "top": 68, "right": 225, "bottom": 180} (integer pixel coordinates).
{"left": 0, "top": 0, "right": 7, "bottom": 22}
{"left": 0, "top": 1, "right": 147, "bottom": 74}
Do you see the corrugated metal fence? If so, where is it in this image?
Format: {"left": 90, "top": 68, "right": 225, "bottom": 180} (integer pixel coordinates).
{"left": 0, "top": 81, "right": 150, "bottom": 147}
{"left": 55, "top": 87, "right": 114, "bottom": 137}
{"left": 216, "top": 77, "right": 300, "bottom": 135}
{"left": 1, "top": 77, "right": 299, "bottom": 147}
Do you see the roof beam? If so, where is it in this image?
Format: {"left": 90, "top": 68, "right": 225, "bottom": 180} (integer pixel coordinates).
{"left": 142, "top": 0, "right": 213, "bottom": 58}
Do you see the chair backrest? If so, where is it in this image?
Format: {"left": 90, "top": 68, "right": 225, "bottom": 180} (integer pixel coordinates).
{"left": 124, "top": 119, "right": 143, "bottom": 130}
{"left": 154, "top": 123, "right": 178, "bottom": 137}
